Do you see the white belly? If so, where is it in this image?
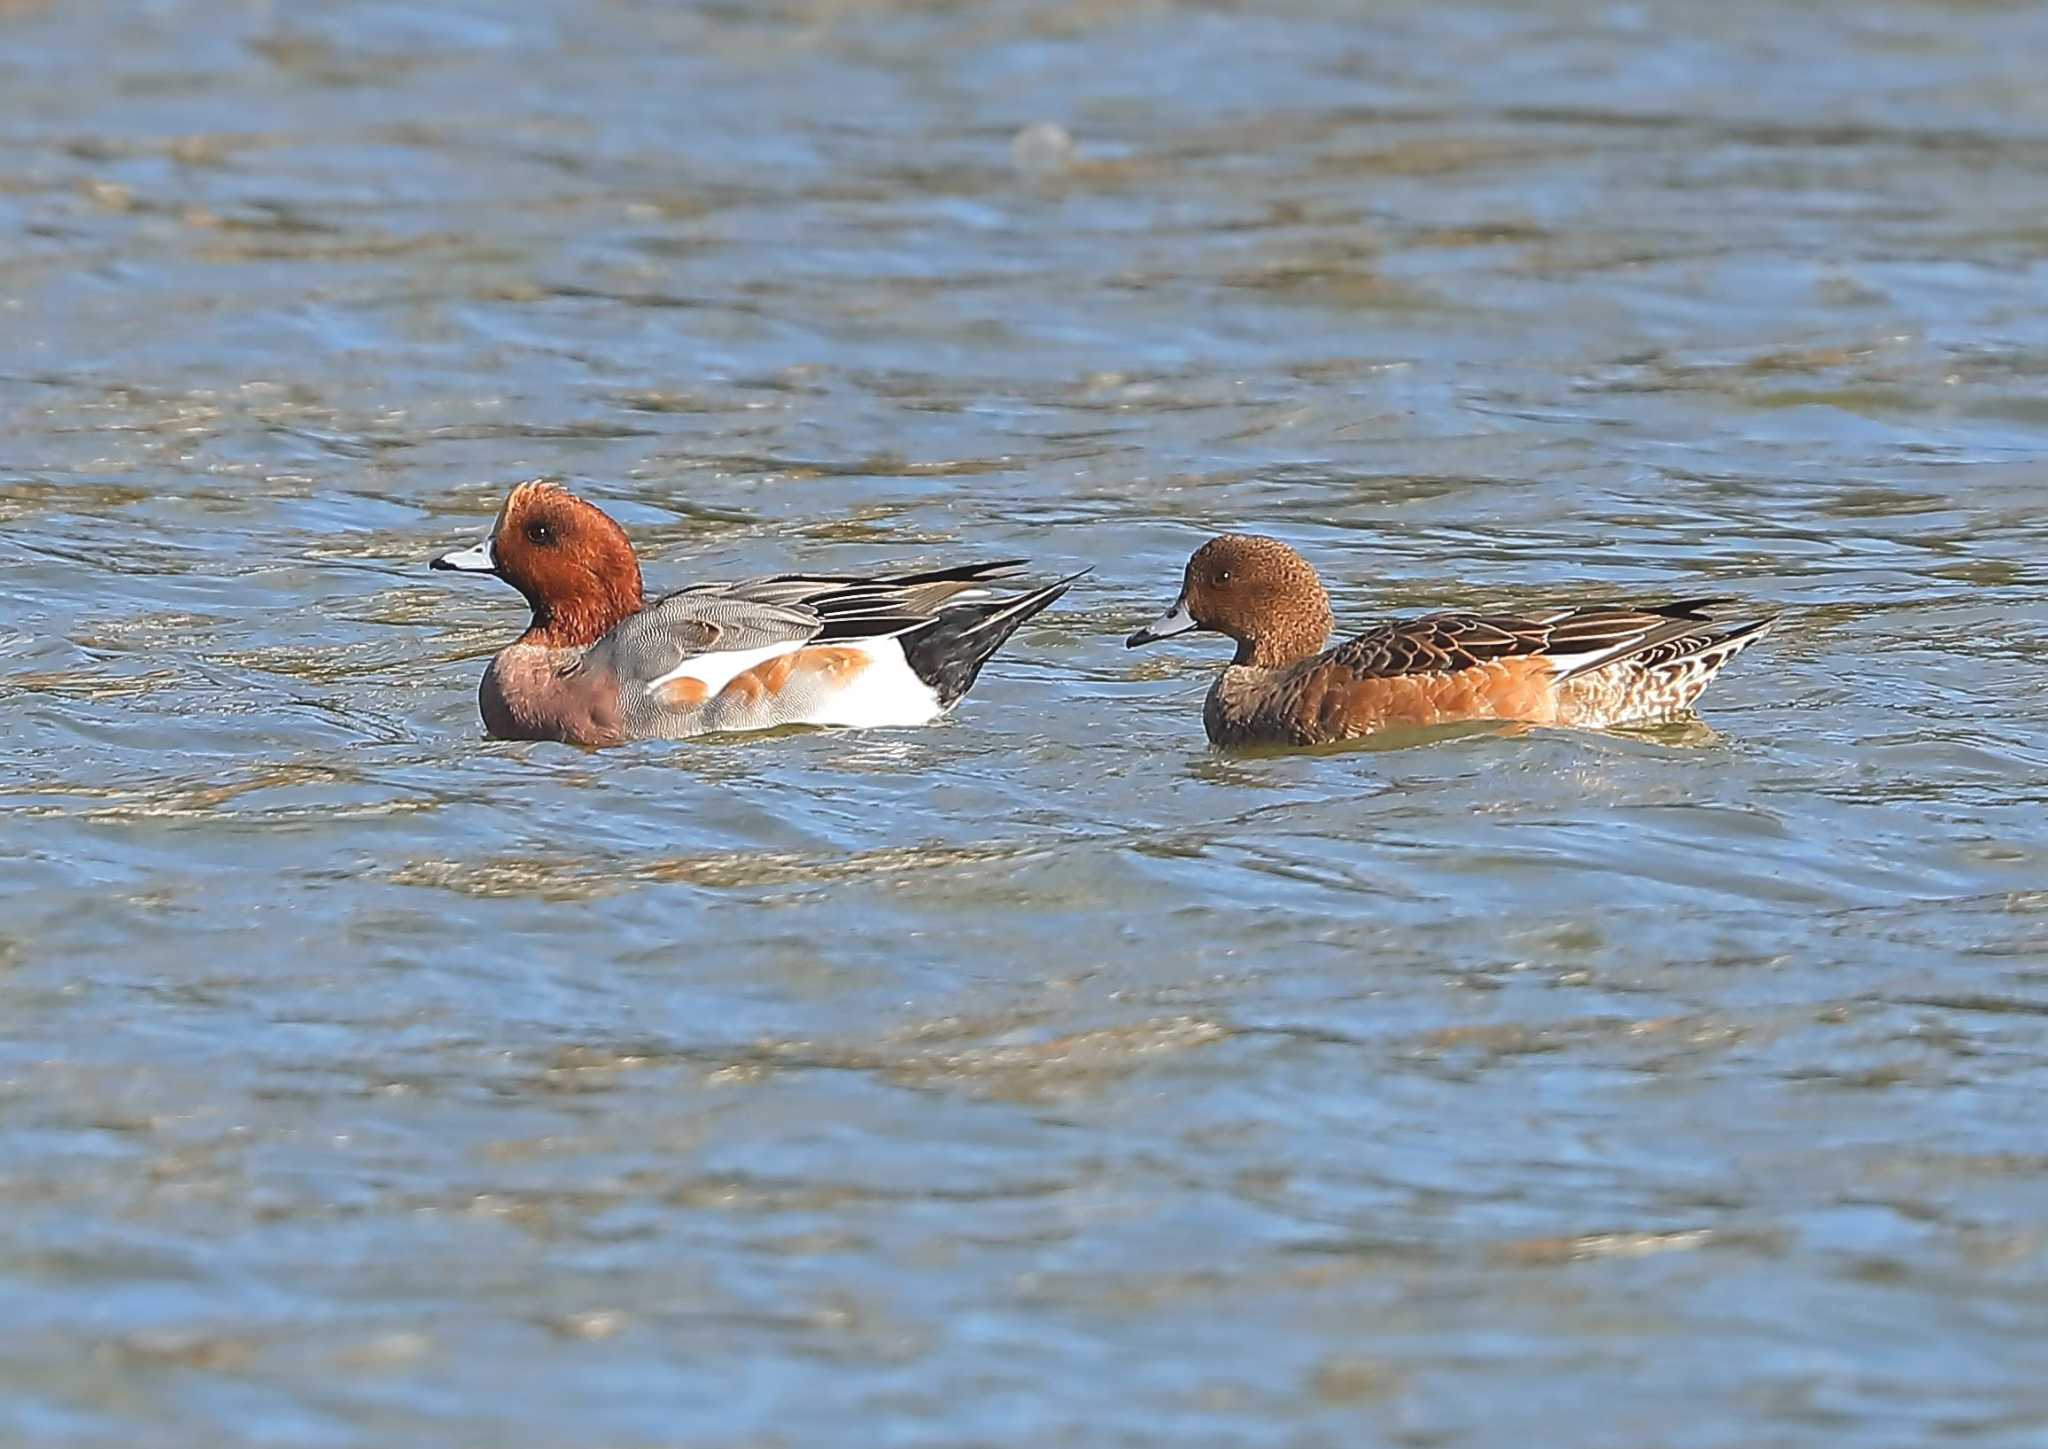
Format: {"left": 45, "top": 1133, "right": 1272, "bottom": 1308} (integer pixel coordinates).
{"left": 800, "top": 640, "right": 944, "bottom": 728}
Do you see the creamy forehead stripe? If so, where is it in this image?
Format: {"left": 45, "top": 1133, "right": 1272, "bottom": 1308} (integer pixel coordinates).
{"left": 492, "top": 479, "right": 564, "bottom": 539}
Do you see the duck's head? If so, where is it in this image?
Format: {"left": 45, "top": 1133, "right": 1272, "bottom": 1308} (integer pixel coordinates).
{"left": 1127, "top": 533, "right": 1333, "bottom": 669}
{"left": 432, "top": 480, "right": 645, "bottom": 648}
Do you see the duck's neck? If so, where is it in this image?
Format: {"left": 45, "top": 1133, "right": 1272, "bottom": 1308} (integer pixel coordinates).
{"left": 1233, "top": 619, "right": 1330, "bottom": 669}
{"left": 1228, "top": 583, "right": 1332, "bottom": 668}
{"left": 515, "top": 579, "right": 643, "bottom": 650}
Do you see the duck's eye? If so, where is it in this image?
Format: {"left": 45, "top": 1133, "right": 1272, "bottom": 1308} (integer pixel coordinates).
{"left": 524, "top": 520, "right": 555, "bottom": 547}
{"left": 1214, "top": 569, "right": 1232, "bottom": 586}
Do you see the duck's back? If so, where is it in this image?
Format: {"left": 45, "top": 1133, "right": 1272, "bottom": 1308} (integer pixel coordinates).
{"left": 1204, "top": 602, "right": 1773, "bottom": 746}
{"left": 587, "top": 561, "right": 1075, "bottom": 740}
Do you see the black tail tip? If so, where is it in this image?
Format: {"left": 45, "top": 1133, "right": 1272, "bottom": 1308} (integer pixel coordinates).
{"left": 902, "top": 571, "right": 1084, "bottom": 707}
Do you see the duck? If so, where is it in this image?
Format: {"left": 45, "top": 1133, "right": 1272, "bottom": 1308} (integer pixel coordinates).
{"left": 431, "top": 479, "right": 1080, "bottom": 745}
{"left": 1126, "top": 534, "right": 1774, "bottom": 747}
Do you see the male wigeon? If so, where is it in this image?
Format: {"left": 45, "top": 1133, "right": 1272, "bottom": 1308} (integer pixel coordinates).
{"left": 431, "top": 480, "right": 1080, "bottom": 745}
{"left": 1127, "top": 534, "right": 1774, "bottom": 747}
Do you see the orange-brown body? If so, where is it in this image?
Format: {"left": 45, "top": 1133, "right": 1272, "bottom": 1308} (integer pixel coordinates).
{"left": 1135, "top": 534, "right": 1773, "bottom": 749}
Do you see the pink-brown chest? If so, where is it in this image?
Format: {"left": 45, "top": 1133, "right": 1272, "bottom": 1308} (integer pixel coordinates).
{"left": 480, "top": 644, "right": 625, "bottom": 747}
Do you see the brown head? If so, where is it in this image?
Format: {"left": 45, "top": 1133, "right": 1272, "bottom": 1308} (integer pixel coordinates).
{"left": 1126, "top": 534, "right": 1333, "bottom": 668}
{"left": 431, "top": 480, "right": 645, "bottom": 648}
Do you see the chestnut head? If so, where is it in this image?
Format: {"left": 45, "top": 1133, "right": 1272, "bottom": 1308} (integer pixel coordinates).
{"left": 432, "top": 480, "right": 645, "bottom": 648}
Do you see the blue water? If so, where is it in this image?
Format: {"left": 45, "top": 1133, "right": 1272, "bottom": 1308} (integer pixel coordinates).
{"left": 3, "top": 1, "right": 2047, "bottom": 1443}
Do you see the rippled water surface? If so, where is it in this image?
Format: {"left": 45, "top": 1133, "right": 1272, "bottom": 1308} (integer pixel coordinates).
{"left": 5, "top": 1, "right": 2048, "bottom": 1443}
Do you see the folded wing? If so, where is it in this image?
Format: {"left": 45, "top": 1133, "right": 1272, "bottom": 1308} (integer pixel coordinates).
{"left": 596, "top": 560, "right": 1038, "bottom": 696}
{"left": 1326, "top": 599, "right": 1762, "bottom": 682}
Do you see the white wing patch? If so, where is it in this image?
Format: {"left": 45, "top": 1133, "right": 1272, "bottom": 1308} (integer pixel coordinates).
{"left": 643, "top": 639, "right": 805, "bottom": 696}
{"left": 1543, "top": 641, "right": 1634, "bottom": 676}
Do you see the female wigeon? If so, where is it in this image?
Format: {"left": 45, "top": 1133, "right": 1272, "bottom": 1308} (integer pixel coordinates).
{"left": 1127, "top": 534, "right": 1774, "bottom": 747}
{"left": 432, "top": 480, "right": 1081, "bottom": 745}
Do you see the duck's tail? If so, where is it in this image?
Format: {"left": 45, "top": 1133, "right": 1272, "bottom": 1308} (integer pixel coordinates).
{"left": 900, "top": 569, "right": 1088, "bottom": 707}
{"left": 1554, "top": 601, "right": 1777, "bottom": 721}
{"left": 1632, "top": 613, "right": 1775, "bottom": 709}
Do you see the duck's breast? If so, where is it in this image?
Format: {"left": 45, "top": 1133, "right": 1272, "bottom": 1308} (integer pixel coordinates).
{"left": 480, "top": 644, "right": 624, "bottom": 746}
